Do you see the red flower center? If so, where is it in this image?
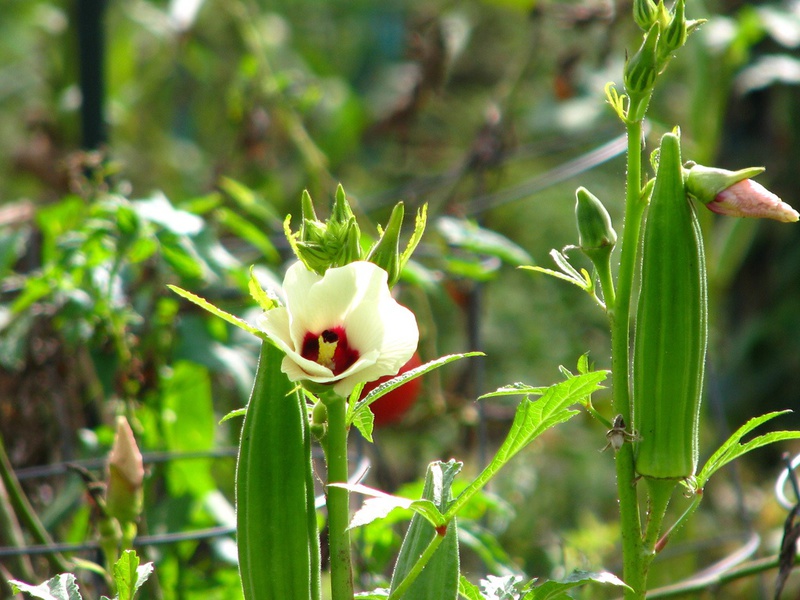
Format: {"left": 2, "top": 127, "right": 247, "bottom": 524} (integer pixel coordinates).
{"left": 301, "top": 326, "right": 360, "bottom": 376}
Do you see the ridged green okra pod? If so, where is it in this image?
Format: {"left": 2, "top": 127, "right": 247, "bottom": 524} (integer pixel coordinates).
{"left": 237, "top": 342, "right": 321, "bottom": 600}
{"left": 633, "top": 131, "right": 708, "bottom": 480}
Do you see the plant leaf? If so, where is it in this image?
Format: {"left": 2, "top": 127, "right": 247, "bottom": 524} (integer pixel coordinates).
{"left": 521, "top": 570, "right": 629, "bottom": 600}
{"left": 330, "top": 483, "right": 445, "bottom": 529}
{"left": 446, "top": 370, "right": 608, "bottom": 520}
{"left": 478, "top": 382, "right": 549, "bottom": 400}
{"left": 352, "top": 404, "right": 375, "bottom": 442}
{"left": 349, "top": 353, "right": 483, "bottom": 425}
{"left": 219, "top": 407, "right": 247, "bottom": 423}
{"left": 458, "top": 576, "right": 487, "bottom": 600}
{"left": 168, "top": 284, "right": 266, "bottom": 339}
{"left": 113, "top": 550, "right": 154, "bottom": 600}
{"left": 436, "top": 216, "right": 532, "bottom": 266}
{"left": 10, "top": 574, "right": 83, "bottom": 600}
{"left": 248, "top": 266, "right": 278, "bottom": 311}
{"left": 389, "top": 460, "right": 462, "bottom": 600}
{"left": 696, "top": 410, "right": 800, "bottom": 489}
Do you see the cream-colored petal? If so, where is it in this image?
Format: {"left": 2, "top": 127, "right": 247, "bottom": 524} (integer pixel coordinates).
{"left": 283, "top": 262, "right": 361, "bottom": 345}
{"left": 258, "top": 308, "right": 295, "bottom": 351}
{"left": 281, "top": 352, "right": 336, "bottom": 382}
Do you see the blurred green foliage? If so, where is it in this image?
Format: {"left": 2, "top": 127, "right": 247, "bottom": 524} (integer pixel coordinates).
{"left": 2, "top": 0, "right": 800, "bottom": 598}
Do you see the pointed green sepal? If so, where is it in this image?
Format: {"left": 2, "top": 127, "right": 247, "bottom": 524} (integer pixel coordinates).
{"left": 366, "top": 202, "right": 404, "bottom": 286}
{"left": 684, "top": 164, "right": 765, "bottom": 205}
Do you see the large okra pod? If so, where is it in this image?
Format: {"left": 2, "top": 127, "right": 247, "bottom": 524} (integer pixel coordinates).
{"left": 633, "top": 132, "right": 708, "bottom": 480}
{"left": 237, "top": 342, "right": 321, "bottom": 600}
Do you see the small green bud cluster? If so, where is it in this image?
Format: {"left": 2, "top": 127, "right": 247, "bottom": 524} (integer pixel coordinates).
{"left": 286, "top": 184, "right": 426, "bottom": 287}
{"left": 289, "top": 186, "right": 362, "bottom": 275}
{"left": 624, "top": 0, "right": 704, "bottom": 121}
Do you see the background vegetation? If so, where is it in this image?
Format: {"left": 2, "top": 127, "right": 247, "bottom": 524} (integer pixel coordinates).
{"left": 2, "top": 0, "right": 800, "bottom": 598}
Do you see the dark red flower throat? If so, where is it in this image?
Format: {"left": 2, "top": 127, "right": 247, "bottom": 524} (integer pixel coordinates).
{"left": 301, "top": 326, "right": 359, "bottom": 376}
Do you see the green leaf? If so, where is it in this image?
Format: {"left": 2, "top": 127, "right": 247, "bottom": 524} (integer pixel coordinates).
{"left": 218, "top": 176, "right": 280, "bottom": 222}
{"left": 478, "top": 382, "right": 549, "bottom": 400}
{"left": 695, "top": 411, "right": 800, "bottom": 489}
{"left": 458, "top": 576, "right": 487, "bottom": 600}
{"left": 168, "top": 284, "right": 266, "bottom": 339}
{"left": 349, "top": 353, "right": 483, "bottom": 425}
{"left": 133, "top": 193, "right": 204, "bottom": 236}
{"left": 352, "top": 404, "right": 375, "bottom": 442}
{"left": 113, "top": 550, "right": 154, "bottom": 600}
{"left": 161, "top": 361, "right": 216, "bottom": 497}
{"left": 436, "top": 216, "right": 531, "bottom": 266}
{"left": 390, "top": 460, "right": 462, "bottom": 600}
{"left": 219, "top": 407, "right": 247, "bottom": 423}
{"left": 9, "top": 574, "right": 83, "bottom": 600}
{"left": 330, "top": 483, "right": 445, "bottom": 530}
{"left": 520, "top": 250, "right": 594, "bottom": 295}
{"left": 248, "top": 267, "right": 278, "bottom": 311}
{"left": 216, "top": 207, "right": 279, "bottom": 262}
{"left": 399, "top": 204, "right": 428, "bottom": 271}
{"left": 522, "top": 570, "right": 629, "bottom": 600}
{"left": 446, "top": 370, "right": 608, "bottom": 520}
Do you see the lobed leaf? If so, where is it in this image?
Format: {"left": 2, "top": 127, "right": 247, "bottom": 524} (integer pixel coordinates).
{"left": 696, "top": 410, "right": 800, "bottom": 489}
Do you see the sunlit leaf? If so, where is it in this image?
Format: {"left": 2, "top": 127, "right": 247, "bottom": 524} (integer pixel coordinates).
{"left": 349, "top": 352, "right": 483, "bottom": 424}
{"left": 437, "top": 216, "right": 531, "bottom": 266}
{"left": 696, "top": 410, "right": 800, "bottom": 489}
{"left": 10, "top": 574, "right": 83, "bottom": 600}
{"left": 113, "top": 550, "right": 154, "bottom": 600}
{"left": 521, "top": 570, "right": 629, "bottom": 599}
{"left": 168, "top": 285, "right": 266, "bottom": 339}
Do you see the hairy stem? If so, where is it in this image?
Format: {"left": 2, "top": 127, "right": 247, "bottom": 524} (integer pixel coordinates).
{"left": 322, "top": 393, "right": 354, "bottom": 600}
{"left": 610, "top": 116, "right": 649, "bottom": 599}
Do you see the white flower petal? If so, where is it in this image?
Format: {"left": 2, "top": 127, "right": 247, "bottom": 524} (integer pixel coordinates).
{"left": 261, "top": 261, "right": 420, "bottom": 398}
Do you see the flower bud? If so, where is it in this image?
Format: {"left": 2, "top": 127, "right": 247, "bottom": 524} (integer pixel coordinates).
{"left": 575, "top": 187, "right": 617, "bottom": 262}
{"left": 658, "top": 0, "right": 687, "bottom": 63}
{"left": 633, "top": 0, "right": 658, "bottom": 31}
{"left": 686, "top": 164, "right": 799, "bottom": 222}
{"left": 287, "top": 186, "right": 364, "bottom": 274}
{"left": 625, "top": 24, "right": 660, "bottom": 95}
{"left": 624, "top": 23, "right": 660, "bottom": 121}
{"left": 106, "top": 416, "right": 144, "bottom": 525}
{"left": 366, "top": 202, "right": 404, "bottom": 286}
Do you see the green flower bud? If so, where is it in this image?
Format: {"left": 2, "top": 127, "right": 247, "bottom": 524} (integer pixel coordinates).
{"left": 575, "top": 187, "right": 617, "bottom": 262}
{"left": 106, "top": 417, "right": 144, "bottom": 525}
{"left": 286, "top": 186, "right": 364, "bottom": 274}
{"left": 366, "top": 202, "right": 404, "bottom": 287}
{"left": 625, "top": 23, "right": 660, "bottom": 97}
{"left": 633, "top": 0, "right": 658, "bottom": 31}
{"left": 687, "top": 164, "right": 799, "bottom": 222}
{"left": 658, "top": 0, "right": 687, "bottom": 64}
{"left": 684, "top": 164, "right": 765, "bottom": 205}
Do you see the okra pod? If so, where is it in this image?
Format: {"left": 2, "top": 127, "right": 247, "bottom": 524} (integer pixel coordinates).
{"left": 632, "top": 131, "right": 708, "bottom": 480}
{"left": 237, "top": 342, "right": 321, "bottom": 600}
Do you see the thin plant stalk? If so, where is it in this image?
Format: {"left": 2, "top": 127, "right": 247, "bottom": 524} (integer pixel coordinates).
{"left": 610, "top": 115, "right": 649, "bottom": 599}
{"left": 321, "top": 392, "right": 354, "bottom": 600}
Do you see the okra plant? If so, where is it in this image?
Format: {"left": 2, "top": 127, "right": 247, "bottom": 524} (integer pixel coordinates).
{"left": 120, "top": 2, "right": 800, "bottom": 600}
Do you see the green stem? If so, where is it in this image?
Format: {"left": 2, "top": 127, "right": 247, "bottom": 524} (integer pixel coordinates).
{"left": 610, "top": 116, "right": 649, "bottom": 599}
{"left": 387, "top": 532, "right": 445, "bottom": 600}
{"left": 642, "top": 479, "right": 674, "bottom": 562}
{"left": 322, "top": 393, "right": 354, "bottom": 600}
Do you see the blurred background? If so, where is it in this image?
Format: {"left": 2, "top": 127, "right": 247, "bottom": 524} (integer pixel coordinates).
{"left": 1, "top": 0, "right": 800, "bottom": 597}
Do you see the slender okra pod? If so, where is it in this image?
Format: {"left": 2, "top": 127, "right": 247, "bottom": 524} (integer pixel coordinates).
{"left": 632, "top": 131, "right": 708, "bottom": 480}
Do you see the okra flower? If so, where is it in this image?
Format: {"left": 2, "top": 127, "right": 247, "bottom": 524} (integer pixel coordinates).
{"left": 259, "top": 260, "right": 419, "bottom": 397}
{"left": 686, "top": 164, "right": 799, "bottom": 222}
